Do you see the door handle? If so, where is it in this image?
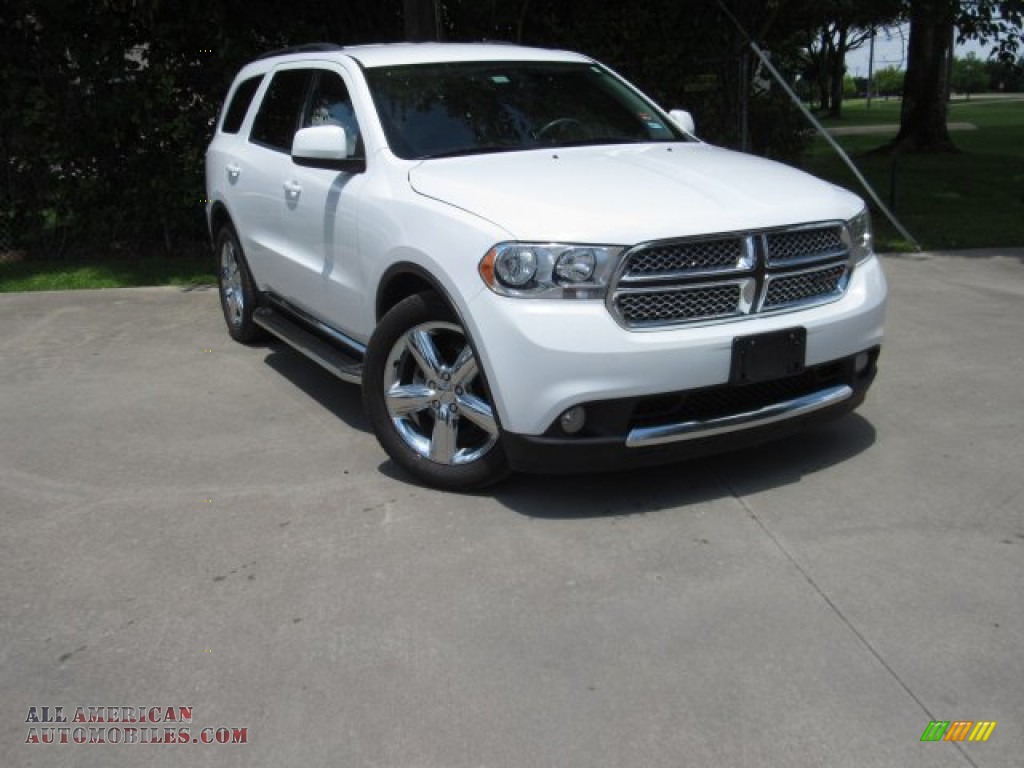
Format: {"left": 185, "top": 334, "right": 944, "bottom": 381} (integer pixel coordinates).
{"left": 283, "top": 180, "right": 302, "bottom": 198}
{"left": 225, "top": 163, "right": 241, "bottom": 180}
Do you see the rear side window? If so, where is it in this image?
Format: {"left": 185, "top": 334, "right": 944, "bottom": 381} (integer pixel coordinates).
{"left": 250, "top": 69, "right": 313, "bottom": 152}
{"left": 221, "top": 75, "right": 264, "bottom": 134}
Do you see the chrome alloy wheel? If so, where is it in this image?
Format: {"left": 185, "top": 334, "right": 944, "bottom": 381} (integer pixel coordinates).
{"left": 219, "top": 238, "right": 244, "bottom": 327}
{"left": 383, "top": 321, "right": 499, "bottom": 465}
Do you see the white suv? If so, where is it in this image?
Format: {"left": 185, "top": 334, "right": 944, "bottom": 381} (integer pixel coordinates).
{"left": 205, "top": 42, "right": 887, "bottom": 490}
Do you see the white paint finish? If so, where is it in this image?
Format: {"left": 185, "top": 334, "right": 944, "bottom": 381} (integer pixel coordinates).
{"left": 408, "top": 143, "right": 863, "bottom": 243}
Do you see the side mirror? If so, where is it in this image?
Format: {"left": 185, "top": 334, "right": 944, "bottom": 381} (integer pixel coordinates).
{"left": 669, "top": 109, "right": 696, "bottom": 135}
{"left": 292, "top": 125, "right": 365, "bottom": 173}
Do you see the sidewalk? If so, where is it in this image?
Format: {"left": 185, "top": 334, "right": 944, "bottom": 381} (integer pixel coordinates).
{"left": 829, "top": 122, "right": 978, "bottom": 136}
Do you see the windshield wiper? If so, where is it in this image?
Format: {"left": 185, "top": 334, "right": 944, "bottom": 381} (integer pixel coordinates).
{"left": 544, "top": 137, "right": 651, "bottom": 149}
{"left": 419, "top": 145, "right": 522, "bottom": 160}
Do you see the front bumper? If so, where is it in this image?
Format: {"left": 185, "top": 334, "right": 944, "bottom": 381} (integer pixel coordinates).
{"left": 465, "top": 255, "right": 887, "bottom": 436}
{"left": 501, "top": 348, "right": 878, "bottom": 473}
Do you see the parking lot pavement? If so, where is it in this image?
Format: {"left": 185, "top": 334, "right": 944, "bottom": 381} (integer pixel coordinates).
{"left": 1, "top": 250, "right": 1022, "bottom": 768}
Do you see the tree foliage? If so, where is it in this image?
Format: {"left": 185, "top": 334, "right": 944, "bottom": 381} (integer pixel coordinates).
{"left": 7, "top": 0, "right": 1005, "bottom": 257}
{"left": 873, "top": 65, "right": 907, "bottom": 95}
{"left": 1, "top": 0, "right": 402, "bottom": 256}
{"left": 985, "top": 54, "right": 1024, "bottom": 89}
{"left": 952, "top": 52, "right": 990, "bottom": 96}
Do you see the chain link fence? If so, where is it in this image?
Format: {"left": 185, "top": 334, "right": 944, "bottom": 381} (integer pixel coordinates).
{"left": 0, "top": 190, "right": 13, "bottom": 253}
{"left": 0, "top": 217, "right": 12, "bottom": 254}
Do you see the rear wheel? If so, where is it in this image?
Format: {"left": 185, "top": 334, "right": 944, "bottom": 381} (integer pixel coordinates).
{"left": 216, "top": 224, "right": 264, "bottom": 343}
{"left": 363, "top": 293, "right": 510, "bottom": 490}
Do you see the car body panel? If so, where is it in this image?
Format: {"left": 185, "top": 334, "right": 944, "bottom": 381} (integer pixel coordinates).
{"left": 408, "top": 143, "right": 863, "bottom": 243}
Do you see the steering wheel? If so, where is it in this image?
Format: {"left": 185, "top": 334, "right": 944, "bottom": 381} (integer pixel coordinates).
{"left": 535, "top": 117, "right": 588, "bottom": 142}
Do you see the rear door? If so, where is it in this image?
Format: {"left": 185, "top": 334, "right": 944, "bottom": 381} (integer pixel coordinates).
{"left": 242, "top": 67, "right": 316, "bottom": 307}
{"left": 206, "top": 73, "right": 265, "bottom": 243}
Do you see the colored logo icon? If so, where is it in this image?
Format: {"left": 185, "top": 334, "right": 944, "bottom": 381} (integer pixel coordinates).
{"left": 920, "top": 721, "right": 996, "bottom": 742}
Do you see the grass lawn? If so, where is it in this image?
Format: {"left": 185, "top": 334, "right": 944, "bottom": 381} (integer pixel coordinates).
{"left": 0, "top": 255, "right": 216, "bottom": 293}
{"left": 799, "top": 96, "right": 1024, "bottom": 251}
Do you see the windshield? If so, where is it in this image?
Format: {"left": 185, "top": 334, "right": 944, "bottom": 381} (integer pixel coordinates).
{"left": 364, "top": 60, "right": 688, "bottom": 160}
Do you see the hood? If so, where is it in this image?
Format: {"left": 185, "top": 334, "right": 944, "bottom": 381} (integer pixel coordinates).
{"left": 408, "top": 143, "right": 863, "bottom": 243}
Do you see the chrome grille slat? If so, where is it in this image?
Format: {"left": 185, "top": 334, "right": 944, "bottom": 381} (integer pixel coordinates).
{"left": 766, "top": 226, "right": 845, "bottom": 266}
{"left": 615, "top": 283, "right": 744, "bottom": 326}
{"left": 622, "top": 237, "right": 746, "bottom": 280}
{"left": 609, "top": 222, "right": 853, "bottom": 329}
{"left": 762, "top": 264, "right": 848, "bottom": 310}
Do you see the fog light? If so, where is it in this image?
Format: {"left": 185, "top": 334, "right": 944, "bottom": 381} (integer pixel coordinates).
{"left": 854, "top": 351, "right": 871, "bottom": 374}
{"left": 560, "top": 406, "right": 586, "bottom": 435}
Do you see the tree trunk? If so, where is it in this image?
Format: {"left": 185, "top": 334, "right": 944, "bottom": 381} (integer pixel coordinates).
{"left": 516, "top": 0, "right": 531, "bottom": 43}
{"left": 403, "top": 0, "right": 438, "bottom": 42}
{"left": 889, "top": 0, "right": 958, "bottom": 152}
{"left": 818, "top": 29, "right": 831, "bottom": 112}
{"left": 827, "top": 26, "right": 848, "bottom": 119}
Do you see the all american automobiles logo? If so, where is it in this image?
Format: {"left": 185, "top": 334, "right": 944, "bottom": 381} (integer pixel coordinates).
{"left": 24, "top": 705, "right": 248, "bottom": 746}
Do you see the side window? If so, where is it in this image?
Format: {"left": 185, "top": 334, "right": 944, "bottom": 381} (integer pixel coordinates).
{"left": 303, "top": 71, "right": 363, "bottom": 158}
{"left": 221, "top": 75, "right": 263, "bottom": 134}
{"left": 250, "top": 69, "right": 313, "bottom": 152}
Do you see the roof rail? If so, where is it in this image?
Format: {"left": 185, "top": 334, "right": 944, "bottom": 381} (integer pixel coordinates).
{"left": 255, "top": 43, "right": 345, "bottom": 61}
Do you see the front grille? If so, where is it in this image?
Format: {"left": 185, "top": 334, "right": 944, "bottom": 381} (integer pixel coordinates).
{"left": 615, "top": 284, "right": 743, "bottom": 326}
{"left": 763, "top": 265, "right": 847, "bottom": 310}
{"left": 609, "top": 222, "right": 852, "bottom": 328}
{"left": 625, "top": 237, "right": 745, "bottom": 277}
{"left": 765, "top": 226, "right": 844, "bottom": 265}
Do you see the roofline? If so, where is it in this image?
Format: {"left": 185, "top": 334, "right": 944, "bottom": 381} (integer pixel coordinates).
{"left": 254, "top": 43, "right": 344, "bottom": 61}
{"left": 245, "top": 41, "right": 593, "bottom": 69}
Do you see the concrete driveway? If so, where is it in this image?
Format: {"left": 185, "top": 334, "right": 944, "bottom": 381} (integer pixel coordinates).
{"left": 2, "top": 250, "right": 1022, "bottom": 767}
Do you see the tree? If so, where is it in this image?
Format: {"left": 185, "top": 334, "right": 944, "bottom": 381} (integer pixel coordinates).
{"left": 892, "top": 0, "right": 958, "bottom": 150}
{"left": 404, "top": 0, "right": 439, "bottom": 41}
{"left": 873, "top": 65, "right": 906, "bottom": 96}
{"left": 952, "top": 52, "right": 989, "bottom": 97}
{"left": 13, "top": 0, "right": 974, "bottom": 257}
{"left": 796, "top": 0, "right": 902, "bottom": 117}
{"left": 889, "top": 0, "right": 1024, "bottom": 152}
{"left": 0, "top": 0, "right": 402, "bottom": 255}
{"left": 985, "top": 54, "right": 1024, "bottom": 90}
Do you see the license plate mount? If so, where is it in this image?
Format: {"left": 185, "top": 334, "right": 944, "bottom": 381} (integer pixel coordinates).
{"left": 730, "top": 327, "right": 806, "bottom": 385}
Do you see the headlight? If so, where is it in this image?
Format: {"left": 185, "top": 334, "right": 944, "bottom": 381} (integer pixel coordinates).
{"left": 846, "top": 208, "right": 873, "bottom": 265}
{"left": 493, "top": 246, "right": 538, "bottom": 287}
{"left": 479, "top": 243, "right": 623, "bottom": 299}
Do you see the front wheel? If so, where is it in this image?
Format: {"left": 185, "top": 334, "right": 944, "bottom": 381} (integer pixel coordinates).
{"left": 363, "top": 293, "right": 510, "bottom": 490}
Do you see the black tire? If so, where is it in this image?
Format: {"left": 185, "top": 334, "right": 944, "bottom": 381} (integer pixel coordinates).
{"left": 215, "top": 223, "right": 264, "bottom": 343}
{"left": 363, "top": 292, "right": 511, "bottom": 491}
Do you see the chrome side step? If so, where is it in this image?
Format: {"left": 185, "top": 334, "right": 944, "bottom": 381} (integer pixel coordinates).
{"left": 253, "top": 307, "right": 363, "bottom": 384}
{"left": 626, "top": 384, "right": 853, "bottom": 448}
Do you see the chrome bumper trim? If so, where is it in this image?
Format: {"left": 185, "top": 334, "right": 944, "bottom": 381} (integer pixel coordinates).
{"left": 625, "top": 384, "right": 853, "bottom": 448}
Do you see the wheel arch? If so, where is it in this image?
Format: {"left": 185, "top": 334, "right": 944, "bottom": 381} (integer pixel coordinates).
{"left": 208, "top": 201, "right": 234, "bottom": 243}
{"left": 376, "top": 262, "right": 458, "bottom": 322}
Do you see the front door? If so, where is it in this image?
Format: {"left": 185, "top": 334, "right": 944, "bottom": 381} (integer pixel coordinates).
{"left": 279, "top": 68, "right": 367, "bottom": 334}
